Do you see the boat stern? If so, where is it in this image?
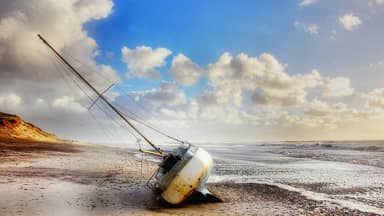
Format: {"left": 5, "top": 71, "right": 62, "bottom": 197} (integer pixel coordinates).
{"left": 154, "top": 145, "right": 219, "bottom": 204}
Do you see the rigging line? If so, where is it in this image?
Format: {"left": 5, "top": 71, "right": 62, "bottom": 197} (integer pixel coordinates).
{"left": 111, "top": 105, "right": 170, "bottom": 140}
{"left": 112, "top": 103, "right": 151, "bottom": 128}
{"left": 52, "top": 54, "right": 115, "bottom": 142}
{"left": 55, "top": 56, "right": 97, "bottom": 103}
{"left": 51, "top": 55, "right": 83, "bottom": 96}
{"left": 55, "top": 57, "right": 114, "bottom": 133}
{"left": 87, "top": 97, "right": 137, "bottom": 142}
{"left": 95, "top": 103, "right": 124, "bottom": 133}
{"left": 94, "top": 98, "right": 145, "bottom": 141}
{"left": 109, "top": 97, "right": 181, "bottom": 138}
{"left": 40, "top": 34, "right": 163, "bottom": 154}
{"left": 54, "top": 57, "right": 118, "bottom": 145}
{"left": 108, "top": 84, "right": 160, "bottom": 127}
{"left": 83, "top": 92, "right": 123, "bottom": 128}
{"left": 112, "top": 100, "right": 150, "bottom": 124}
{"left": 94, "top": 95, "right": 176, "bottom": 146}
{"left": 88, "top": 101, "right": 130, "bottom": 142}
{"left": 136, "top": 139, "right": 146, "bottom": 179}
{"left": 97, "top": 99, "right": 140, "bottom": 140}
{"left": 63, "top": 50, "right": 116, "bottom": 84}
{"left": 126, "top": 114, "right": 183, "bottom": 143}
{"left": 52, "top": 49, "right": 138, "bottom": 145}
{"left": 88, "top": 83, "right": 115, "bottom": 111}
{"left": 113, "top": 86, "right": 188, "bottom": 144}
{"left": 88, "top": 108, "right": 114, "bottom": 142}
{"left": 143, "top": 145, "right": 150, "bottom": 177}
{"left": 61, "top": 71, "right": 138, "bottom": 140}
{"left": 56, "top": 58, "right": 120, "bottom": 139}
{"left": 141, "top": 151, "right": 144, "bottom": 178}
{"left": 61, "top": 49, "right": 182, "bottom": 143}
{"left": 57, "top": 53, "right": 180, "bottom": 145}
{"left": 107, "top": 92, "right": 185, "bottom": 143}
{"left": 112, "top": 102, "right": 184, "bottom": 143}
{"left": 99, "top": 112, "right": 132, "bottom": 144}
{"left": 56, "top": 55, "right": 127, "bottom": 134}
{"left": 99, "top": 101, "right": 141, "bottom": 143}
{"left": 51, "top": 56, "right": 69, "bottom": 85}
{"left": 55, "top": 56, "right": 132, "bottom": 141}
{"left": 115, "top": 85, "right": 154, "bottom": 114}
{"left": 86, "top": 97, "right": 135, "bottom": 143}
{"left": 111, "top": 88, "right": 186, "bottom": 144}
{"left": 62, "top": 53, "right": 136, "bottom": 142}
{"left": 89, "top": 96, "right": 118, "bottom": 123}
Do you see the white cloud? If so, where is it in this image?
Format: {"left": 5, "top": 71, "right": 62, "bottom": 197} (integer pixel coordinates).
{"left": 121, "top": 46, "right": 171, "bottom": 80}
{"left": 299, "top": 0, "right": 317, "bottom": 7}
{"left": 329, "top": 30, "right": 337, "bottom": 40}
{"left": 369, "top": 61, "right": 384, "bottom": 73}
{"left": 0, "top": 93, "right": 23, "bottom": 111}
{"left": 283, "top": 99, "right": 370, "bottom": 129}
{"left": 118, "top": 49, "right": 384, "bottom": 141}
{"left": 134, "top": 82, "right": 186, "bottom": 106}
{"left": 160, "top": 51, "right": 367, "bottom": 133}
{"left": 0, "top": 0, "right": 115, "bottom": 79}
{"left": 369, "top": 0, "right": 384, "bottom": 7}
{"left": 294, "top": 21, "right": 319, "bottom": 35}
{"left": 339, "top": 14, "right": 362, "bottom": 31}
{"left": 204, "top": 52, "right": 323, "bottom": 107}
{"left": 74, "top": 0, "right": 114, "bottom": 21}
{"left": 252, "top": 88, "right": 308, "bottom": 106}
{"left": 305, "top": 24, "right": 320, "bottom": 35}
{"left": 322, "top": 77, "right": 354, "bottom": 97}
{"left": 0, "top": 0, "right": 117, "bottom": 87}
{"left": 362, "top": 88, "right": 384, "bottom": 109}
{"left": 0, "top": 0, "right": 122, "bottom": 142}
{"left": 170, "top": 54, "right": 203, "bottom": 86}
{"left": 52, "top": 96, "right": 87, "bottom": 113}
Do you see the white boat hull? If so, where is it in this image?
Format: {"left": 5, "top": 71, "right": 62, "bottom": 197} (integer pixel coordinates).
{"left": 153, "top": 145, "right": 219, "bottom": 205}
{"left": 161, "top": 147, "right": 213, "bottom": 204}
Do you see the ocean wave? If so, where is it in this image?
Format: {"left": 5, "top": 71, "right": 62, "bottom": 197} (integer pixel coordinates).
{"left": 278, "top": 142, "right": 384, "bottom": 152}
{"left": 208, "top": 174, "right": 384, "bottom": 215}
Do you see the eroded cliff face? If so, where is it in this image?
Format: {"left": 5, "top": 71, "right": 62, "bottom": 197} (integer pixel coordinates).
{"left": 0, "top": 112, "right": 61, "bottom": 142}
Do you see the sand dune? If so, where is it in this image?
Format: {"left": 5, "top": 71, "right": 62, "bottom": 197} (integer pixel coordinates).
{"left": 0, "top": 112, "right": 62, "bottom": 143}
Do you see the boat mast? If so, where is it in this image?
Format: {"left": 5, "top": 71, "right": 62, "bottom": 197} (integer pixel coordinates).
{"left": 38, "top": 34, "right": 163, "bottom": 155}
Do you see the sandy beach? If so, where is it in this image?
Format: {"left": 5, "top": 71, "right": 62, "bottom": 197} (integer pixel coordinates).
{"left": 0, "top": 140, "right": 381, "bottom": 216}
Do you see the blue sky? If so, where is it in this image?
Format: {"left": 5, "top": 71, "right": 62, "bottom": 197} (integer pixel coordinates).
{"left": 87, "top": 0, "right": 296, "bottom": 63}
{"left": 86, "top": 1, "right": 301, "bottom": 89}
{"left": 85, "top": 0, "right": 384, "bottom": 93}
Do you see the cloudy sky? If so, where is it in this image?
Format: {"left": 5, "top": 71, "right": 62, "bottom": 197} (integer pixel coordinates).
{"left": 1, "top": 0, "right": 384, "bottom": 144}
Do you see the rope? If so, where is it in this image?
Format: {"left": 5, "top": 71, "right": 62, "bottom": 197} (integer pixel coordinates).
{"left": 48, "top": 43, "right": 186, "bottom": 149}
{"left": 61, "top": 50, "right": 185, "bottom": 144}
{"left": 112, "top": 102, "right": 184, "bottom": 143}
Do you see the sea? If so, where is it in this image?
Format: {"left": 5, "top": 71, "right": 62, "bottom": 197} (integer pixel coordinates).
{"left": 204, "top": 141, "right": 384, "bottom": 214}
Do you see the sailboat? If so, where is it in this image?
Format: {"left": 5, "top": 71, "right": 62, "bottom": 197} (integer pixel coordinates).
{"left": 38, "top": 34, "right": 221, "bottom": 205}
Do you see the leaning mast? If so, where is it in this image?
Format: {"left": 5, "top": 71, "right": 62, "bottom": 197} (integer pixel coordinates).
{"left": 38, "top": 34, "right": 163, "bottom": 155}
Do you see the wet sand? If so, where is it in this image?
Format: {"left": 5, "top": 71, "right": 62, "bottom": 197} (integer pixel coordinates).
{"left": 0, "top": 140, "right": 381, "bottom": 215}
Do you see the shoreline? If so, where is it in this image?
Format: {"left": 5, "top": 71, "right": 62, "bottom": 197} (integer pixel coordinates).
{"left": 0, "top": 140, "right": 381, "bottom": 215}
